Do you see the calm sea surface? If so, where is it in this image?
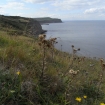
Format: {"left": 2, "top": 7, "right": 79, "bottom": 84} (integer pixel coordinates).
{"left": 42, "top": 21, "right": 105, "bottom": 59}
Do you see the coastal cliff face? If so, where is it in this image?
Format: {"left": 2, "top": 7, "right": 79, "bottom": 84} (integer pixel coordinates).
{"left": 0, "top": 15, "right": 45, "bottom": 36}
{"left": 25, "top": 19, "right": 46, "bottom": 36}
{"left": 34, "top": 17, "right": 62, "bottom": 24}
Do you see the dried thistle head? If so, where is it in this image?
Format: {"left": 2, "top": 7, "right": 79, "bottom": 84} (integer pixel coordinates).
{"left": 73, "top": 48, "right": 77, "bottom": 53}
{"left": 50, "top": 38, "right": 57, "bottom": 42}
{"left": 43, "top": 34, "right": 46, "bottom": 38}
{"left": 38, "top": 42, "right": 42, "bottom": 46}
{"left": 102, "top": 63, "right": 105, "bottom": 68}
{"left": 78, "top": 48, "right": 80, "bottom": 51}
{"left": 74, "top": 57, "right": 76, "bottom": 60}
{"left": 73, "top": 48, "right": 77, "bottom": 51}
{"left": 38, "top": 34, "right": 46, "bottom": 41}
{"left": 46, "top": 43, "right": 51, "bottom": 48}
{"left": 77, "top": 70, "right": 79, "bottom": 72}
{"left": 71, "top": 45, "right": 74, "bottom": 48}
{"left": 78, "top": 60, "right": 81, "bottom": 64}
{"left": 69, "top": 69, "right": 74, "bottom": 74}
{"left": 73, "top": 71, "right": 78, "bottom": 75}
{"left": 42, "top": 39, "right": 47, "bottom": 44}
{"left": 69, "top": 69, "right": 78, "bottom": 75}
{"left": 100, "top": 58, "right": 104, "bottom": 64}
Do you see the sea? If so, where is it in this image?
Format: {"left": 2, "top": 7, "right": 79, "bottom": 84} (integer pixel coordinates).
{"left": 42, "top": 21, "right": 105, "bottom": 59}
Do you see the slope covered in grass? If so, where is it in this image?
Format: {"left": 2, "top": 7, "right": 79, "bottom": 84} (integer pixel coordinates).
{"left": 0, "top": 31, "right": 105, "bottom": 105}
{"left": 0, "top": 15, "right": 44, "bottom": 36}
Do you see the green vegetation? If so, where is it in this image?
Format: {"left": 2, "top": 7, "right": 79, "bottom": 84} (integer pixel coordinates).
{"left": 0, "top": 29, "right": 105, "bottom": 105}
{"left": 0, "top": 15, "right": 29, "bottom": 34}
{"left": 0, "top": 15, "right": 43, "bottom": 36}
{"left": 34, "top": 17, "right": 62, "bottom": 23}
{"left": 34, "top": 17, "right": 60, "bottom": 21}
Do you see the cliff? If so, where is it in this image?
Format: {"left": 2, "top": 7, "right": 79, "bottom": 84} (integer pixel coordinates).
{"left": 34, "top": 17, "right": 62, "bottom": 24}
{"left": 0, "top": 15, "right": 45, "bottom": 36}
{"left": 24, "top": 19, "right": 46, "bottom": 36}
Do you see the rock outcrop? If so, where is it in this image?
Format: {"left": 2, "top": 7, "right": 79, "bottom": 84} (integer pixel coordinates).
{"left": 25, "top": 19, "right": 46, "bottom": 36}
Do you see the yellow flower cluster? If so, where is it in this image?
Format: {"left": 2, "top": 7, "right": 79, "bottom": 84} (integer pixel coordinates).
{"left": 75, "top": 95, "right": 87, "bottom": 102}
{"left": 16, "top": 71, "right": 20, "bottom": 75}
{"left": 83, "top": 95, "right": 87, "bottom": 99}
{"left": 100, "top": 103, "right": 105, "bottom": 105}
{"left": 75, "top": 97, "right": 82, "bottom": 102}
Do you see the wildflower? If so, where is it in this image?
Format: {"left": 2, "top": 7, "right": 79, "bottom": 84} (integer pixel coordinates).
{"left": 100, "top": 103, "right": 105, "bottom": 105}
{"left": 10, "top": 90, "right": 15, "bottom": 93}
{"left": 69, "top": 69, "right": 74, "bottom": 74}
{"left": 83, "top": 95, "right": 87, "bottom": 99}
{"left": 16, "top": 71, "right": 20, "bottom": 75}
{"left": 75, "top": 97, "right": 82, "bottom": 102}
{"left": 69, "top": 69, "right": 79, "bottom": 75}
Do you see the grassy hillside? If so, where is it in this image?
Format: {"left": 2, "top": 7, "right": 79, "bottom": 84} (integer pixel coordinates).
{"left": 0, "top": 15, "right": 44, "bottom": 36}
{"left": 0, "top": 30, "right": 105, "bottom": 105}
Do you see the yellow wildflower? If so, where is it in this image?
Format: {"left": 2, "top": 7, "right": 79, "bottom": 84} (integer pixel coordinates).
{"left": 16, "top": 71, "right": 20, "bottom": 75}
{"left": 100, "top": 103, "right": 105, "bottom": 105}
{"left": 83, "top": 95, "right": 87, "bottom": 99}
{"left": 75, "top": 97, "right": 82, "bottom": 102}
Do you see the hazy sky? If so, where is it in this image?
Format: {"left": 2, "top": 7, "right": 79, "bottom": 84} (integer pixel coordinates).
{"left": 0, "top": 0, "right": 105, "bottom": 20}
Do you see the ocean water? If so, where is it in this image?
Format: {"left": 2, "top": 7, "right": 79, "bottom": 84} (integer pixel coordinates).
{"left": 42, "top": 21, "right": 105, "bottom": 59}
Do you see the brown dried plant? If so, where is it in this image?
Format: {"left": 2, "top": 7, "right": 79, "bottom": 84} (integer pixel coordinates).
{"left": 38, "top": 34, "right": 57, "bottom": 79}
{"left": 97, "top": 59, "right": 105, "bottom": 92}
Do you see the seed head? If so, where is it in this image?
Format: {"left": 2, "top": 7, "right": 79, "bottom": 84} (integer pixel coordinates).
{"left": 78, "top": 48, "right": 80, "bottom": 51}
{"left": 42, "top": 39, "right": 47, "bottom": 44}
{"left": 38, "top": 42, "right": 41, "bottom": 46}
{"left": 102, "top": 63, "right": 105, "bottom": 68}
{"left": 100, "top": 59, "right": 104, "bottom": 63}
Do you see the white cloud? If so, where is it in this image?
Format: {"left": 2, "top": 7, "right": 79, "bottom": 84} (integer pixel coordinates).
{"left": 0, "top": 1, "right": 29, "bottom": 16}
{"left": 40, "top": 7, "right": 49, "bottom": 11}
{"left": 0, "top": 2, "right": 27, "bottom": 10}
{"left": 53, "top": 0, "right": 88, "bottom": 10}
{"left": 84, "top": 7, "right": 105, "bottom": 14}
{"left": 52, "top": 0, "right": 105, "bottom": 10}
{"left": 23, "top": 0, "right": 53, "bottom": 3}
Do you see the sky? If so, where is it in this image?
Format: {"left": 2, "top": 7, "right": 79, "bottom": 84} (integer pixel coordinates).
{"left": 0, "top": 0, "right": 105, "bottom": 20}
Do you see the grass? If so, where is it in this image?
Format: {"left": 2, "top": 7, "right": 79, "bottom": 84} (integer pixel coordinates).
{"left": 0, "top": 30, "right": 105, "bottom": 105}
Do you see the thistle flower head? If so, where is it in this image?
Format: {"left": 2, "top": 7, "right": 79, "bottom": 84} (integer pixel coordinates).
{"left": 38, "top": 34, "right": 46, "bottom": 41}
{"left": 102, "top": 63, "right": 105, "bottom": 68}
{"left": 78, "top": 48, "right": 80, "bottom": 51}
{"left": 38, "top": 42, "right": 42, "bottom": 46}
{"left": 100, "top": 58, "right": 104, "bottom": 63}
{"left": 42, "top": 39, "right": 47, "bottom": 44}
{"left": 71, "top": 45, "right": 74, "bottom": 48}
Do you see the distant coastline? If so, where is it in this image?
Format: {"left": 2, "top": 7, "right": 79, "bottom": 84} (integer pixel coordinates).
{"left": 34, "top": 17, "right": 62, "bottom": 24}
